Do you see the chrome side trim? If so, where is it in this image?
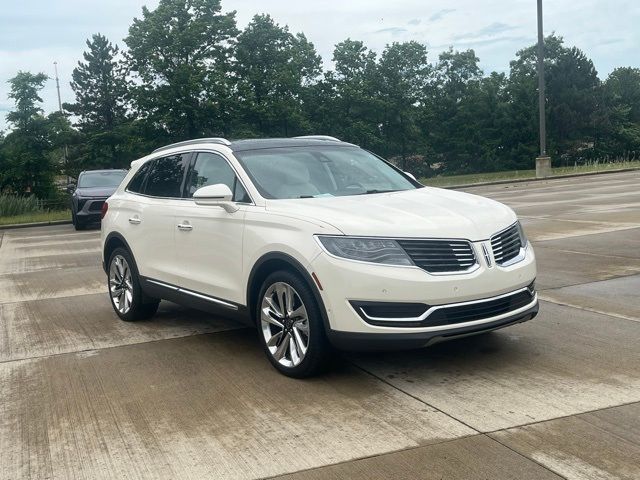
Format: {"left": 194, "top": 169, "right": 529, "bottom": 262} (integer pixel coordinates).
{"left": 180, "top": 289, "right": 238, "bottom": 310}
{"left": 358, "top": 287, "right": 535, "bottom": 323}
{"left": 145, "top": 279, "right": 238, "bottom": 310}
{"left": 147, "top": 279, "right": 179, "bottom": 290}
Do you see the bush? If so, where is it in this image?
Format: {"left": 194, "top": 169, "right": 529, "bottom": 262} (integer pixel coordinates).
{"left": 0, "top": 194, "right": 42, "bottom": 217}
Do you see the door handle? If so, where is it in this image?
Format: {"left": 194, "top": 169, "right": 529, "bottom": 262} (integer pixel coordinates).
{"left": 177, "top": 223, "right": 193, "bottom": 231}
{"left": 128, "top": 217, "right": 141, "bottom": 225}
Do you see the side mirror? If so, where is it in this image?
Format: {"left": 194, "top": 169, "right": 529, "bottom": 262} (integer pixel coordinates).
{"left": 403, "top": 171, "right": 417, "bottom": 181}
{"left": 193, "top": 184, "right": 238, "bottom": 213}
{"left": 66, "top": 183, "right": 76, "bottom": 194}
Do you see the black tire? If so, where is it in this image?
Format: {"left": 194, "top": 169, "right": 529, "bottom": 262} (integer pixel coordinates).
{"left": 107, "top": 247, "right": 159, "bottom": 322}
{"left": 256, "top": 270, "right": 332, "bottom": 378}
{"left": 72, "top": 211, "right": 85, "bottom": 230}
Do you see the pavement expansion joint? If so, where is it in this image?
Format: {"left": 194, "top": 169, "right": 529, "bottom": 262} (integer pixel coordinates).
{"left": 538, "top": 296, "right": 640, "bottom": 323}
{"left": 0, "top": 325, "right": 247, "bottom": 366}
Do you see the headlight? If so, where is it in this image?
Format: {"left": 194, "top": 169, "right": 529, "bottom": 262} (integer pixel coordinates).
{"left": 316, "top": 236, "right": 413, "bottom": 266}
{"left": 516, "top": 221, "right": 528, "bottom": 247}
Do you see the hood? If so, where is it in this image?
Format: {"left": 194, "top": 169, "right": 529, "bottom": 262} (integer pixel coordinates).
{"left": 266, "top": 187, "right": 516, "bottom": 241}
{"left": 75, "top": 186, "right": 118, "bottom": 197}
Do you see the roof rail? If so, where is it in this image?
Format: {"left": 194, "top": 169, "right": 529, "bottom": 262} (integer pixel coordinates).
{"left": 152, "top": 137, "right": 231, "bottom": 154}
{"left": 293, "top": 135, "right": 341, "bottom": 142}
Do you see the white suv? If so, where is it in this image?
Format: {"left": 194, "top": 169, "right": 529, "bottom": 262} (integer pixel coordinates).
{"left": 101, "top": 136, "right": 538, "bottom": 377}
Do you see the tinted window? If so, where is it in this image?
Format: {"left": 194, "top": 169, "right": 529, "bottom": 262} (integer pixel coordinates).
{"left": 127, "top": 162, "right": 153, "bottom": 193}
{"left": 187, "top": 152, "right": 251, "bottom": 203}
{"left": 144, "top": 155, "right": 187, "bottom": 198}
{"left": 78, "top": 170, "right": 127, "bottom": 188}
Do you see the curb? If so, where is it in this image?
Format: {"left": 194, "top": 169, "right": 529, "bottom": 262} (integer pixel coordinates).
{"left": 437, "top": 167, "right": 640, "bottom": 190}
{"left": 0, "top": 220, "right": 72, "bottom": 231}
{"left": 0, "top": 167, "right": 638, "bottom": 230}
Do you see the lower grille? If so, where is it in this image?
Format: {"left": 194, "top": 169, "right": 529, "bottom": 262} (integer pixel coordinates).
{"left": 352, "top": 282, "right": 536, "bottom": 328}
{"left": 396, "top": 239, "right": 477, "bottom": 273}
{"left": 426, "top": 289, "right": 533, "bottom": 327}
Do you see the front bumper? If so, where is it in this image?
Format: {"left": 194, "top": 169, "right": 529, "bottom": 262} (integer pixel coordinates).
{"left": 310, "top": 240, "right": 537, "bottom": 339}
{"left": 327, "top": 300, "right": 538, "bottom": 351}
{"left": 75, "top": 197, "right": 107, "bottom": 221}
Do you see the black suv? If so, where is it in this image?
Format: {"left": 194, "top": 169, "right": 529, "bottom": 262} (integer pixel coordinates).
{"left": 69, "top": 169, "right": 127, "bottom": 230}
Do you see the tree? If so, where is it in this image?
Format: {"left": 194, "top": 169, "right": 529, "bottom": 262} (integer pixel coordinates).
{"left": 233, "top": 14, "right": 322, "bottom": 137}
{"left": 600, "top": 68, "right": 640, "bottom": 155}
{"left": 5, "top": 71, "right": 48, "bottom": 129}
{"left": 377, "top": 41, "right": 430, "bottom": 167}
{"left": 2, "top": 72, "right": 55, "bottom": 197}
{"left": 506, "top": 35, "right": 600, "bottom": 167}
{"left": 317, "top": 39, "right": 382, "bottom": 150}
{"left": 65, "top": 34, "right": 128, "bottom": 169}
{"left": 125, "top": 0, "right": 238, "bottom": 141}
{"left": 424, "top": 48, "right": 485, "bottom": 173}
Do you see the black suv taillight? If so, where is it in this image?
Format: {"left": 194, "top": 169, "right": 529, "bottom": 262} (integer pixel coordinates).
{"left": 100, "top": 201, "right": 109, "bottom": 219}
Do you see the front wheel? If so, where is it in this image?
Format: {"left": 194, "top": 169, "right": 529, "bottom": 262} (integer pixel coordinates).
{"left": 107, "top": 247, "right": 159, "bottom": 321}
{"left": 257, "top": 271, "right": 332, "bottom": 378}
{"left": 72, "top": 211, "right": 85, "bottom": 230}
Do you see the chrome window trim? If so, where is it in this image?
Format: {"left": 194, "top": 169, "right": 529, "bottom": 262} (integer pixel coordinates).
{"left": 124, "top": 147, "right": 256, "bottom": 206}
{"left": 355, "top": 287, "right": 537, "bottom": 326}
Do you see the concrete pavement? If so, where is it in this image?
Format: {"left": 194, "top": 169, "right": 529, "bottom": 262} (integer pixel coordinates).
{"left": 1, "top": 171, "right": 639, "bottom": 479}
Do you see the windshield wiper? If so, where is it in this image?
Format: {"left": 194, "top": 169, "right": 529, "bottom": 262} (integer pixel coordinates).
{"left": 360, "top": 189, "right": 399, "bottom": 195}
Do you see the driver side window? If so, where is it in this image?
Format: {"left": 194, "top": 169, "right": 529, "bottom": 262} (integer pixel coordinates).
{"left": 186, "top": 152, "right": 250, "bottom": 203}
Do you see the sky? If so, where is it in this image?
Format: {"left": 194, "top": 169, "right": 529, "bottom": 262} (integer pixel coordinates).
{"left": 1, "top": 0, "right": 639, "bottom": 130}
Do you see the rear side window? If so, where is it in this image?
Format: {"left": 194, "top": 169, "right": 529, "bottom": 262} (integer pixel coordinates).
{"left": 127, "top": 162, "right": 153, "bottom": 193}
{"left": 186, "top": 152, "right": 251, "bottom": 203}
{"left": 144, "top": 154, "right": 187, "bottom": 198}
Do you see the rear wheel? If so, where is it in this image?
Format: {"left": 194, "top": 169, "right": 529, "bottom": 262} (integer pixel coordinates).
{"left": 108, "top": 247, "right": 159, "bottom": 321}
{"left": 257, "top": 270, "right": 331, "bottom": 377}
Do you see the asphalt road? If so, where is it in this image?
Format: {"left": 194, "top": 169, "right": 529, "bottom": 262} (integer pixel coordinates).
{"left": 1, "top": 171, "right": 639, "bottom": 479}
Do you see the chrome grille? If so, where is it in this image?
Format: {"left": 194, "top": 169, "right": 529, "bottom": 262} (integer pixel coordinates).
{"left": 491, "top": 223, "right": 522, "bottom": 265}
{"left": 396, "top": 239, "right": 477, "bottom": 273}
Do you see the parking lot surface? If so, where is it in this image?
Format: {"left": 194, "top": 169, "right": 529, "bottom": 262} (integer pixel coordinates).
{"left": 1, "top": 171, "right": 639, "bottom": 479}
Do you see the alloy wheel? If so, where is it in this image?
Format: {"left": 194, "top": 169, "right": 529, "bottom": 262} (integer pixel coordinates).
{"left": 260, "top": 282, "right": 310, "bottom": 368}
{"left": 109, "top": 254, "right": 134, "bottom": 314}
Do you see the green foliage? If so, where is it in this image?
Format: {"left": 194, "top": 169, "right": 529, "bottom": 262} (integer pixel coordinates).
{"left": 0, "top": 194, "right": 41, "bottom": 216}
{"left": 2, "top": 72, "right": 55, "bottom": 197}
{"left": 65, "top": 34, "right": 129, "bottom": 170}
{"left": 234, "top": 14, "right": 321, "bottom": 137}
{"left": 124, "top": 0, "right": 238, "bottom": 140}
{"left": 2, "top": 10, "right": 640, "bottom": 193}
{"left": 5, "top": 71, "right": 48, "bottom": 128}
{"left": 311, "top": 40, "right": 381, "bottom": 150}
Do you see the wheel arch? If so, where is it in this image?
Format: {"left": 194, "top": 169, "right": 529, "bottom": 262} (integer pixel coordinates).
{"left": 246, "top": 252, "right": 331, "bottom": 331}
{"left": 103, "top": 232, "right": 135, "bottom": 274}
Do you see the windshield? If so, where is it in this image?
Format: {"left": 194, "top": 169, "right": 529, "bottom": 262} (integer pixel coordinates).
{"left": 234, "top": 146, "right": 418, "bottom": 199}
{"left": 78, "top": 171, "right": 127, "bottom": 188}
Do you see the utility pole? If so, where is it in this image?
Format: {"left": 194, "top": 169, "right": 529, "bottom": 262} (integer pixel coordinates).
{"left": 535, "top": 0, "right": 552, "bottom": 178}
{"left": 54, "top": 61, "right": 69, "bottom": 185}
{"left": 54, "top": 61, "right": 63, "bottom": 113}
